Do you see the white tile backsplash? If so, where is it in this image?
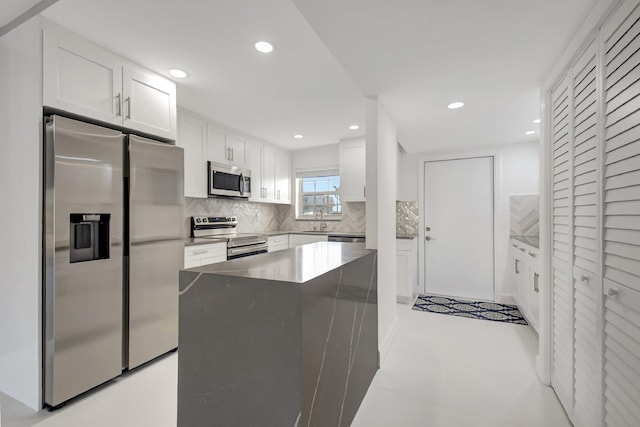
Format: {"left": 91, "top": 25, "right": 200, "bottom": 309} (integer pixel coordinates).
{"left": 184, "top": 198, "right": 366, "bottom": 235}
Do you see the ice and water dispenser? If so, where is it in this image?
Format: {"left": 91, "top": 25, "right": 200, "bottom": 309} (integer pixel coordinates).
{"left": 69, "top": 213, "right": 111, "bottom": 263}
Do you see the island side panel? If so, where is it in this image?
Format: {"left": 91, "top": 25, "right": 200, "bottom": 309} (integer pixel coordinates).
{"left": 177, "top": 271, "right": 301, "bottom": 427}
{"left": 301, "top": 251, "right": 378, "bottom": 427}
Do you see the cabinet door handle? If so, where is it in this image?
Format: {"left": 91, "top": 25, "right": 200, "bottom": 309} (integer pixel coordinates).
{"left": 528, "top": 251, "right": 536, "bottom": 258}
{"left": 607, "top": 288, "right": 619, "bottom": 297}
{"left": 515, "top": 259, "right": 520, "bottom": 274}
{"left": 519, "top": 247, "right": 525, "bottom": 253}
{"left": 277, "top": 189, "right": 280, "bottom": 200}
{"left": 534, "top": 273, "right": 539, "bottom": 293}
{"left": 193, "top": 250, "right": 208, "bottom": 255}
{"left": 230, "top": 147, "right": 234, "bottom": 161}
{"left": 116, "top": 93, "right": 122, "bottom": 117}
{"left": 512, "top": 244, "right": 518, "bottom": 248}
{"left": 125, "top": 96, "right": 131, "bottom": 119}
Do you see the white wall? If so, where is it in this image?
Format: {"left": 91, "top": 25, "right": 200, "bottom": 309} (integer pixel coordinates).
{"left": 402, "top": 141, "right": 539, "bottom": 303}
{"left": 366, "top": 98, "right": 398, "bottom": 360}
{"left": 291, "top": 143, "right": 339, "bottom": 172}
{"left": 0, "top": 16, "right": 43, "bottom": 409}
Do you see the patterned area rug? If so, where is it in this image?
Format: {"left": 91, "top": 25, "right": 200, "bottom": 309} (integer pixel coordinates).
{"left": 412, "top": 294, "right": 528, "bottom": 325}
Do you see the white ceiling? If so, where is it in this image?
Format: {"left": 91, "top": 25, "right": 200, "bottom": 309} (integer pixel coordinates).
{"left": 1, "top": 0, "right": 47, "bottom": 29}
{"left": 40, "top": 0, "right": 599, "bottom": 153}
{"left": 292, "top": 0, "right": 599, "bottom": 152}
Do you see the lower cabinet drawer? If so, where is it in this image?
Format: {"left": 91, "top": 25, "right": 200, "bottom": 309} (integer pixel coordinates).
{"left": 268, "top": 235, "right": 289, "bottom": 252}
{"left": 184, "top": 242, "right": 227, "bottom": 268}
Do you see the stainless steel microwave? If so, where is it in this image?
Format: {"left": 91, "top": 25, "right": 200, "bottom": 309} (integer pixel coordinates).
{"left": 207, "top": 161, "right": 251, "bottom": 198}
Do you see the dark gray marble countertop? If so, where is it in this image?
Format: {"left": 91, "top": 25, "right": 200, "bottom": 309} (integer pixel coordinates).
{"left": 511, "top": 235, "right": 539, "bottom": 249}
{"left": 183, "top": 241, "right": 375, "bottom": 283}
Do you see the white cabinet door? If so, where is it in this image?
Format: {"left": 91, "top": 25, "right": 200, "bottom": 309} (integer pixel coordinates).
{"left": 227, "top": 135, "right": 246, "bottom": 166}
{"left": 177, "top": 110, "right": 207, "bottom": 198}
{"left": 43, "top": 25, "right": 122, "bottom": 126}
{"left": 206, "top": 124, "right": 228, "bottom": 165}
{"left": 529, "top": 267, "right": 540, "bottom": 331}
{"left": 339, "top": 139, "right": 366, "bottom": 202}
{"left": 246, "top": 141, "right": 263, "bottom": 202}
{"left": 122, "top": 65, "right": 176, "bottom": 140}
{"left": 396, "top": 238, "right": 417, "bottom": 303}
{"left": 515, "top": 251, "right": 529, "bottom": 317}
{"left": 263, "top": 146, "right": 276, "bottom": 202}
{"left": 268, "top": 235, "right": 289, "bottom": 252}
{"left": 275, "top": 149, "right": 291, "bottom": 204}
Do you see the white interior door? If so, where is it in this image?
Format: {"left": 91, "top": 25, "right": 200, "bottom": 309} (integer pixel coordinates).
{"left": 423, "top": 157, "right": 494, "bottom": 300}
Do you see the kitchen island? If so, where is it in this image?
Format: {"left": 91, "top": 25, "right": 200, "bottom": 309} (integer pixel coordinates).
{"left": 177, "top": 242, "right": 378, "bottom": 427}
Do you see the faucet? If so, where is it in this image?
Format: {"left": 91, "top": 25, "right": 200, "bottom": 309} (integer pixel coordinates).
{"left": 315, "top": 208, "right": 328, "bottom": 231}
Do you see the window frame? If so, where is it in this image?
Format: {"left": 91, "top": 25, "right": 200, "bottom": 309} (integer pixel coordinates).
{"left": 295, "top": 170, "right": 342, "bottom": 221}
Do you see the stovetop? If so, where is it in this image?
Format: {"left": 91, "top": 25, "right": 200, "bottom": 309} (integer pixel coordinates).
{"left": 190, "top": 216, "right": 266, "bottom": 247}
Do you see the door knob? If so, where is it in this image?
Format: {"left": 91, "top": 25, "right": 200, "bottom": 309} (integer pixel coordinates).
{"left": 425, "top": 236, "right": 432, "bottom": 241}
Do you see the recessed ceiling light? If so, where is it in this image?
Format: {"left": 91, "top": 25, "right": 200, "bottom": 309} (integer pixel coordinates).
{"left": 254, "top": 41, "right": 274, "bottom": 53}
{"left": 526, "top": 130, "right": 536, "bottom": 135}
{"left": 447, "top": 102, "right": 464, "bottom": 109}
{"left": 349, "top": 125, "right": 360, "bottom": 130}
{"left": 533, "top": 119, "right": 541, "bottom": 124}
{"left": 294, "top": 134, "right": 304, "bottom": 139}
{"left": 169, "top": 68, "right": 189, "bottom": 79}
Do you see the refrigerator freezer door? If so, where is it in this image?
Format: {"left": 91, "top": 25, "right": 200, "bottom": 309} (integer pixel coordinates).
{"left": 44, "top": 116, "right": 124, "bottom": 407}
{"left": 128, "top": 135, "right": 184, "bottom": 369}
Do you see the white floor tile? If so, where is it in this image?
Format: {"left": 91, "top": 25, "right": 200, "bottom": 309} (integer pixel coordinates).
{"left": 1, "top": 304, "right": 571, "bottom": 427}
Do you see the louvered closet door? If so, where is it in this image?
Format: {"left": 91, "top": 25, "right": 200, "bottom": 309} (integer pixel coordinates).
{"left": 571, "top": 40, "right": 602, "bottom": 427}
{"left": 602, "top": 280, "right": 640, "bottom": 426}
{"left": 551, "top": 74, "right": 574, "bottom": 414}
{"left": 601, "top": 1, "right": 640, "bottom": 424}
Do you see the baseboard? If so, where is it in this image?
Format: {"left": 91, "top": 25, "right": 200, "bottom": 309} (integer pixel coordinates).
{"left": 379, "top": 316, "right": 399, "bottom": 367}
{"left": 496, "top": 293, "right": 515, "bottom": 305}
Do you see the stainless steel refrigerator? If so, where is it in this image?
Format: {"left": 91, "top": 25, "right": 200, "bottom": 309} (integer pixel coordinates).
{"left": 43, "top": 115, "right": 184, "bottom": 407}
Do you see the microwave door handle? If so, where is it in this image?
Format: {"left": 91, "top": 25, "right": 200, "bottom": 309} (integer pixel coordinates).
{"left": 239, "top": 173, "right": 245, "bottom": 195}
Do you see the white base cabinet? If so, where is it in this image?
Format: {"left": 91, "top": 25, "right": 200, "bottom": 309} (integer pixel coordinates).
{"left": 267, "top": 235, "right": 289, "bottom": 252}
{"left": 184, "top": 243, "right": 227, "bottom": 269}
{"left": 288, "top": 234, "right": 328, "bottom": 248}
{"left": 396, "top": 238, "right": 418, "bottom": 303}
{"left": 510, "top": 239, "right": 540, "bottom": 332}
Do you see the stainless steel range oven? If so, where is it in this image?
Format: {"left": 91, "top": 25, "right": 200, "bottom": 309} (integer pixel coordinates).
{"left": 191, "top": 216, "right": 267, "bottom": 259}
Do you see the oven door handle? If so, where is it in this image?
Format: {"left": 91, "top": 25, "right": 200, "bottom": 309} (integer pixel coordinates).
{"left": 227, "top": 242, "right": 268, "bottom": 257}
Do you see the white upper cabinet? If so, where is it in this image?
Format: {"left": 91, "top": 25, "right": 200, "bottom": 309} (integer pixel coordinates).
{"left": 339, "top": 139, "right": 366, "bottom": 202}
{"left": 206, "top": 124, "right": 246, "bottom": 167}
{"left": 122, "top": 65, "right": 176, "bottom": 140}
{"left": 43, "top": 21, "right": 176, "bottom": 140}
{"left": 245, "top": 141, "right": 263, "bottom": 202}
{"left": 262, "top": 145, "right": 276, "bottom": 201}
{"left": 177, "top": 108, "right": 291, "bottom": 204}
{"left": 177, "top": 110, "right": 207, "bottom": 198}
{"left": 275, "top": 149, "right": 291, "bottom": 204}
{"left": 260, "top": 146, "right": 291, "bottom": 204}
{"left": 206, "top": 124, "right": 228, "bottom": 165}
{"left": 43, "top": 24, "right": 123, "bottom": 126}
{"left": 228, "top": 135, "right": 246, "bottom": 166}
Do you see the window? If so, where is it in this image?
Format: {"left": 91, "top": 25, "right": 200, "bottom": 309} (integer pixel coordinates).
{"left": 296, "top": 172, "right": 341, "bottom": 220}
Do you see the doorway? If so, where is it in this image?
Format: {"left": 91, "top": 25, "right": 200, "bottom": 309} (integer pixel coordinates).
{"left": 423, "top": 156, "right": 495, "bottom": 301}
